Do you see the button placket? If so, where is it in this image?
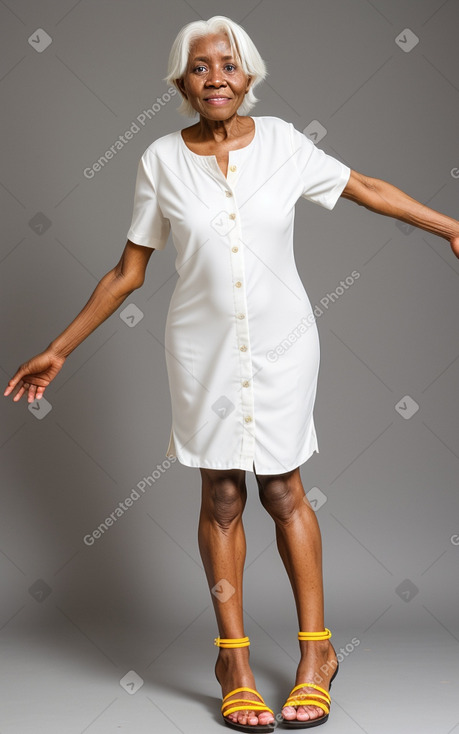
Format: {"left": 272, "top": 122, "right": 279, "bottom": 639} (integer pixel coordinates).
{"left": 226, "top": 156, "right": 256, "bottom": 464}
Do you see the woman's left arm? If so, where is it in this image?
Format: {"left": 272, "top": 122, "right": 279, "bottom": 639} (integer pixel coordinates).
{"left": 341, "top": 170, "right": 459, "bottom": 259}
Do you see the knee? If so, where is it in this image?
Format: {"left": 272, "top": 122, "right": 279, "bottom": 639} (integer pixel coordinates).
{"left": 200, "top": 469, "right": 247, "bottom": 528}
{"left": 256, "top": 470, "right": 301, "bottom": 524}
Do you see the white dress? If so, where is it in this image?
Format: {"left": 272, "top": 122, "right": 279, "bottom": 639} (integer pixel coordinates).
{"left": 127, "top": 115, "right": 351, "bottom": 474}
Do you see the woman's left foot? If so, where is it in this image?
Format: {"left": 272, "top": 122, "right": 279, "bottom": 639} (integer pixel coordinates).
{"left": 282, "top": 639, "right": 338, "bottom": 724}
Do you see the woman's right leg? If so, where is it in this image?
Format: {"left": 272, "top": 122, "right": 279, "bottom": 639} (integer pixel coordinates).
{"left": 198, "top": 467, "right": 275, "bottom": 728}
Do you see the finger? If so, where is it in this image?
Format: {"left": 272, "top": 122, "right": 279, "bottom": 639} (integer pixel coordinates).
{"left": 27, "top": 385, "right": 38, "bottom": 403}
{"left": 4, "top": 378, "right": 21, "bottom": 396}
{"left": 13, "top": 385, "right": 26, "bottom": 402}
{"left": 4, "top": 369, "right": 27, "bottom": 395}
{"left": 14, "top": 379, "right": 29, "bottom": 402}
{"left": 36, "top": 386, "right": 45, "bottom": 399}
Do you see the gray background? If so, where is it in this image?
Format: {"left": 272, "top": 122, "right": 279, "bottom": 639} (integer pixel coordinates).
{"left": 1, "top": 1, "right": 459, "bottom": 732}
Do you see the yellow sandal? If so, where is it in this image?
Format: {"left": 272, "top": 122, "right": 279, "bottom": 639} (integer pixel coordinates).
{"left": 214, "top": 635, "right": 275, "bottom": 733}
{"left": 281, "top": 628, "right": 339, "bottom": 729}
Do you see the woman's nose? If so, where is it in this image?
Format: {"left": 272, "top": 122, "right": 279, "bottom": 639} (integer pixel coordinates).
{"left": 206, "top": 68, "right": 225, "bottom": 86}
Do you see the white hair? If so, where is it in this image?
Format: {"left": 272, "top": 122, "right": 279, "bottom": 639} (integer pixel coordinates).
{"left": 164, "top": 15, "right": 268, "bottom": 117}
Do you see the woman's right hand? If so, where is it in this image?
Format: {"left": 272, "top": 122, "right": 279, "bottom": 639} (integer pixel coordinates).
{"left": 3, "top": 349, "right": 66, "bottom": 403}
{"left": 4, "top": 243, "right": 154, "bottom": 404}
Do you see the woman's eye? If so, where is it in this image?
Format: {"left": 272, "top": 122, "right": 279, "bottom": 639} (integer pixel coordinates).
{"left": 193, "top": 64, "right": 236, "bottom": 73}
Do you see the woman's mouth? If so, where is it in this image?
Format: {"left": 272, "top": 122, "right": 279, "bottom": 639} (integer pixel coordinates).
{"left": 204, "top": 97, "right": 230, "bottom": 106}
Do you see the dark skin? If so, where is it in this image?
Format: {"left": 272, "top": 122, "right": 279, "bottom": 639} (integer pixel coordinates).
{"left": 5, "top": 32, "right": 459, "bottom": 401}
{"left": 4, "top": 29, "right": 459, "bottom": 730}
{"left": 177, "top": 32, "right": 255, "bottom": 179}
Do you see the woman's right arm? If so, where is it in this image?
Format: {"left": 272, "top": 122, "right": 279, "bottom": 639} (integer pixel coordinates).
{"left": 3, "top": 240, "right": 154, "bottom": 403}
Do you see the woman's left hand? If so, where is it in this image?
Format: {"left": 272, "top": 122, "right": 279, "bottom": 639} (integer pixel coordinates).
{"left": 450, "top": 235, "right": 459, "bottom": 259}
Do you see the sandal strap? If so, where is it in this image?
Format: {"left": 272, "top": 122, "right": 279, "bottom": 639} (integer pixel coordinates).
{"left": 222, "top": 687, "right": 264, "bottom": 704}
{"left": 214, "top": 635, "right": 250, "bottom": 648}
{"left": 222, "top": 688, "right": 274, "bottom": 717}
{"left": 298, "top": 628, "right": 332, "bottom": 641}
{"left": 287, "top": 682, "right": 330, "bottom": 700}
{"left": 282, "top": 682, "right": 331, "bottom": 714}
{"left": 283, "top": 696, "right": 330, "bottom": 715}
{"left": 222, "top": 687, "right": 274, "bottom": 717}
{"left": 222, "top": 700, "right": 275, "bottom": 717}
{"left": 285, "top": 693, "right": 330, "bottom": 706}
{"left": 283, "top": 682, "right": 331, "bottom": 715}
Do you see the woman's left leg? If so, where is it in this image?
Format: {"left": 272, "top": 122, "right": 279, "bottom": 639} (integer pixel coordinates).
{"left": 254, "top": 466, "right": 338, "bottom": 725}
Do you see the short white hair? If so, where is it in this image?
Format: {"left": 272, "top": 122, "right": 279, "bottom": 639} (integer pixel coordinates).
{"left": 164, "top": 15, "right": 268, "bottom": 117}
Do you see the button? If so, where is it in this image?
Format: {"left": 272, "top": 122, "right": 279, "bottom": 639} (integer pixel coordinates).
{"left": 229, "top": 213, "right": 236, "bottom": 220}
{"left": 225, "top": 190, "right": 233, "bottom": 197}
{"left": 229, "top": 165, "right": 237, "bottom": 172}
{"left": 242, "top": 380, "right": 250, "bottom": 387}
{"left": 240, "top": 345, "right": 247, "bottom": 352}
{"left": 236, "top": 312, "right": 245, "bottom": 319}
{"left": 232, "top": 246, "right": 239, "bottom": 253}
{"left": 244, "top": 415, "right": 252, "bottom": 423}
{"left": 235, "top": 281, "right": 242, "bottom": 288}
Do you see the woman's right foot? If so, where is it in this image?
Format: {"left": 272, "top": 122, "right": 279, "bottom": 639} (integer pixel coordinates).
{"left": 215, "top": 646, "right": 275, "bottom": 728}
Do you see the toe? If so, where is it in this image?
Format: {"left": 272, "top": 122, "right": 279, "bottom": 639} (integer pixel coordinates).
{"left": 258, "top": 710, "right": 275, "bottom": 725}
{"left": 230, "top": 709, "right": 274, "bottom": 727}
{"left": 282, "top": 703, "right": 324, "bottom": 722}
{"left": 312, "top": 705, "right": 325, "bottom": 720}
{"left": 236, "top": 710, "right": 251, "bottom": 726}
{"left": 296, "top": 705, "right": 311, "bottom": 721}
{"left": 282, "top": 704, "right": 297, "bottom": 721}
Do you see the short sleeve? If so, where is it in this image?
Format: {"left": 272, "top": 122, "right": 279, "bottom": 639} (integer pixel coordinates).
{"left": 289, "top": 124, "right": 351, "bottom": 210}
{"left": 126, "top": 151, "right": 170, "bottom": 250}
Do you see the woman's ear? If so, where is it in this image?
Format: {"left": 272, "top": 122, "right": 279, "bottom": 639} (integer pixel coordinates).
{"left": 176, "top": 78, "right": 187, "bottom": 98}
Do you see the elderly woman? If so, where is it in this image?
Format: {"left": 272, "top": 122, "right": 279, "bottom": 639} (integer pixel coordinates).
{"left": 5, "top": 14, "right": 459, "bottom": 733}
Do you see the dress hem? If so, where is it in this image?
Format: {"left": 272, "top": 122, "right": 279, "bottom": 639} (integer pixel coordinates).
{"left": 165, "top": 428, "right": 319, "bottom": 474}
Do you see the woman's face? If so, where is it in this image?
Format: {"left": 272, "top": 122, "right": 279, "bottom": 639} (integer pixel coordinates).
{"left": 178, "top": 32, "right": 251, "bottom": 121}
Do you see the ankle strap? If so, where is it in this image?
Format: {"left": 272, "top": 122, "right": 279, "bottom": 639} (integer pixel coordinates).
{"left": 214, "top": 636, "right": 250, "bottom": 648}
{"left": 298, "top": 628, "right": 331, "bottom": 641}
